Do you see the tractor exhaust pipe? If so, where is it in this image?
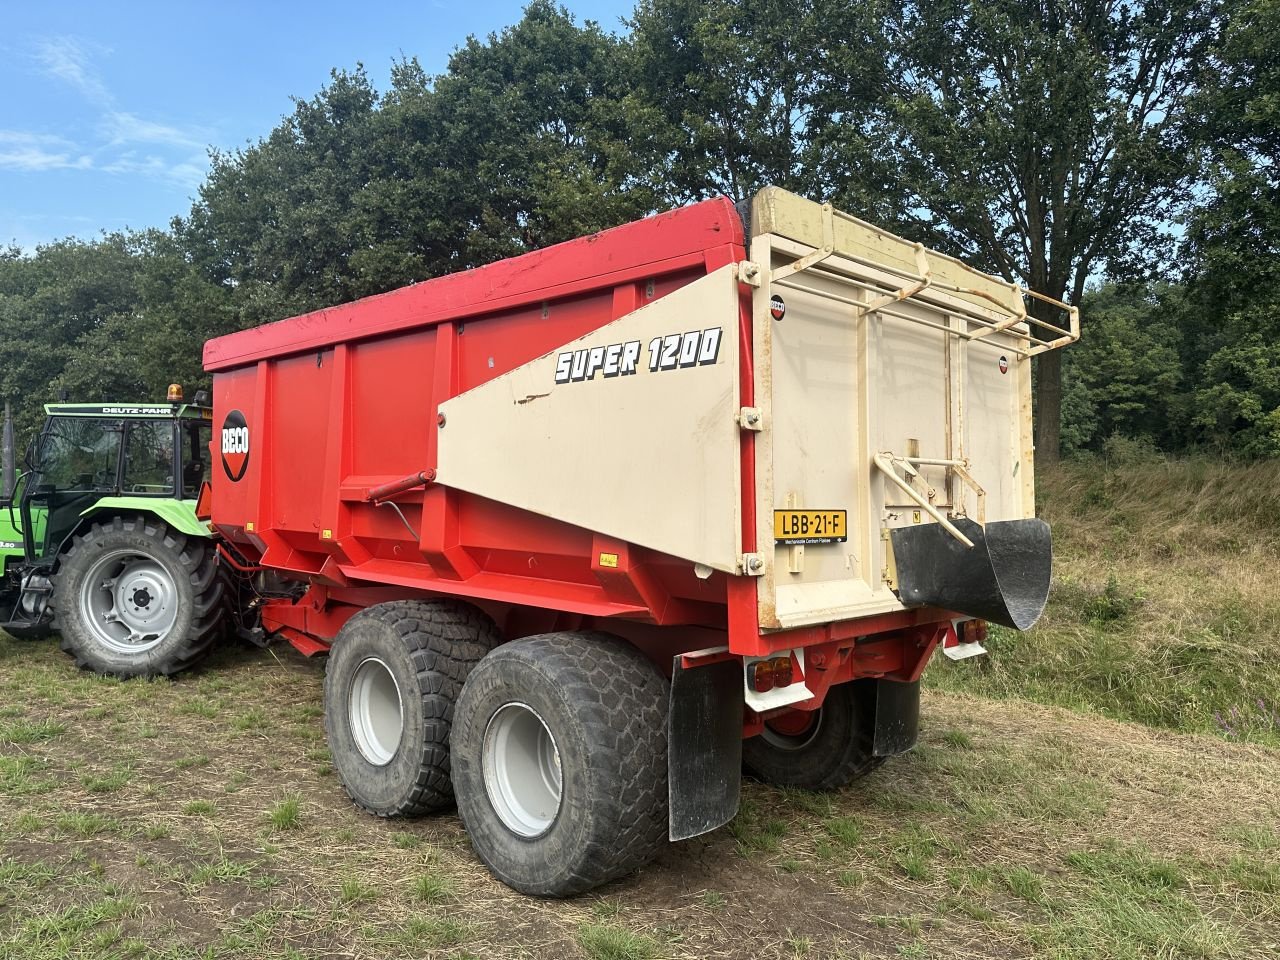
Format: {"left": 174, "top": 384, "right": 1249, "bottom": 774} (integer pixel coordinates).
{"left": 890, "top": 517, "right": 1052, "bottom": 630}
{"left": 2, "top": 400, "right": 14, "bottom": 502}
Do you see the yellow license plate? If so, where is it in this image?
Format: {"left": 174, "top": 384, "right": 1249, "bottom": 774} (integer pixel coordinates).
{"left": 773, "top": 509, "right": 847, "bottom": 544}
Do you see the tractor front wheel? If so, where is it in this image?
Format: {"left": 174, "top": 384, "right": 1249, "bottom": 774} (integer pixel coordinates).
{"left": 53, "top": 515, "right": 224, "bottom": 677}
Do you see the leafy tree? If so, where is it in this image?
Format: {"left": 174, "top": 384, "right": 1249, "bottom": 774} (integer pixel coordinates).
{"left": 180, "top": 2, "right": 659, "bottom": 327}
{"left": 1059, "top": 284, "right": 1184, "bottom": 453}
{"left": 1179, "top": 0, "right": 1280, "bottom": 455}
{"left": 858, "top": 0, "right": 1219, "bottom": 463}
{"left": 628, "top": 0, "right": 888, "bottom": 209}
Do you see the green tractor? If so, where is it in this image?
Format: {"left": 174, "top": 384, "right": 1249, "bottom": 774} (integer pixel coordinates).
{"left": 0, "top": 392, "right": 226, "bottom": 676}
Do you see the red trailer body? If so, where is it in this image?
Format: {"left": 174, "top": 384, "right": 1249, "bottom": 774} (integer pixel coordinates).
{"left": 202, "top": 187, "right": 1074, "bottom": 896}
{"left": 205, "top": 196, "right": 941, "bottom": 668}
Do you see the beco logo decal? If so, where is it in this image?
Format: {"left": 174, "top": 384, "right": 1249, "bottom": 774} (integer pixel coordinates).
{"left": 221, "top": 410, "right": 250, "bottom": 482}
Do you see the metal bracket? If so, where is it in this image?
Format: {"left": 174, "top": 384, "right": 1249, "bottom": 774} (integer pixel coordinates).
{"left": 737, "top": 261, "right": 762, "bottom": 288}
{"left": 737, "top": 407, "right": 763, "bottom": 431}
{"left": 741, "top": 553, "right": 765, "bottom": 576}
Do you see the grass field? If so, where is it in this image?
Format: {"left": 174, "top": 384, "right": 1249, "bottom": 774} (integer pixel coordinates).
{"left": 1, "top": 460, "right": 1278, "bottom": 959}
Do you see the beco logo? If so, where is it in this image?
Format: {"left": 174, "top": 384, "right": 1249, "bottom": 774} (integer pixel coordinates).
{"left": 221, "top": 410, "right": 250, "bottom": 482}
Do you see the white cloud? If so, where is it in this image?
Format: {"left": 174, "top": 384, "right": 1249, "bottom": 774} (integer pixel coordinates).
{"left": 104, "top": 112, "right": 210, "bottom": 151}
{"left": 20, "top": 36, "right": 212, "bottom": 190}
{"left": 0, "top": 131, "right": 92, "bottom": 172}
{"left": 33, "top": 36, "right": 112, "bottom": 105}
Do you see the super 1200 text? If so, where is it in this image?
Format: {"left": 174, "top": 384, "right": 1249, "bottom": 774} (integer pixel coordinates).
{"left": 555, "top": 327, "right": 723, "bottom": 384}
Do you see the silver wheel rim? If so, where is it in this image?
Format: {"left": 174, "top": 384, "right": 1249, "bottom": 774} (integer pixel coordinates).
{"left": 482, "top": 702, "right": 562, "bottom": 838}
{"left": 760, "top": 708, "right": 824, "bottom": 752}
{"left": 349, "top": 657, "right": 404, "bottom": 766}
{"left": 78, "top": 549, "right": 179, "bottom": 654}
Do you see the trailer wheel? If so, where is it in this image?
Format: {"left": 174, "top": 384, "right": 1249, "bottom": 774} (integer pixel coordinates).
{"left": 324, "top": 600, "right": 502, "bottom": 818}
{"left": 742, "top": 681, "right": 883, "bottom": 790}
{"left": 451, "top": 632, "right": 669, "bottom": 897}
{"left": 53, "top": 515, "right": 225, "bottom": 678}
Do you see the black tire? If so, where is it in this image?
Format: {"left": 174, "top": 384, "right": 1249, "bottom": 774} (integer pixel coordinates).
{"left": 324, "top": 599, "right": 502, "bottom": 818}
{"left": 742, "top": 681, "right": 884, "bottom": 790}
{"left": 53, "top": 515, "right": 225, "bottom": 678}
{"left": 451, "top": 632, "right": 669, "bottom": 898}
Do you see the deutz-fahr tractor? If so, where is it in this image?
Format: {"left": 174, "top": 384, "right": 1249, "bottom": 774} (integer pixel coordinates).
{"left": 0, "top": 389, "right": 225, "bottom": 674}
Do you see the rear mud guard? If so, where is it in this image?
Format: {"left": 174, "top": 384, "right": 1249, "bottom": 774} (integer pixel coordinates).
{"left": 668, "top": 654, "right": 743, "bottom": 841}
{"left": 890, "top": 517, "right": 1052, "bottom": 630}
{"left": 864, "top": 677, "right": 921, "bottom": 757}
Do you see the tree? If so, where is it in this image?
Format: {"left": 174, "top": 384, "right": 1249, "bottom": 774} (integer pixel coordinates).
{"left": 179, "top": 2, "right": 660, "bottom": 328}
{"left": 1059, "top": 284, "right": 1184, "bottom": 453}
{"left": 856, "top": 0, "right": 1219, "bottom": 463}
{"left": 1178, "top": 0, "right": 1280, "bottom": 456}
{"left": 628, "top": 0, "right": 889, "bottom": 209}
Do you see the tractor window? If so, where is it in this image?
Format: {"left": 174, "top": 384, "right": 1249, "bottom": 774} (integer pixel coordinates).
{"left": 182, "top": 421, "right": 210, "bottom": 498}
{"left": 122, "top": 421, "right": 176, "bottom": 495}
{"left": 37, "top": 419, "right": 124, "bottom": 491}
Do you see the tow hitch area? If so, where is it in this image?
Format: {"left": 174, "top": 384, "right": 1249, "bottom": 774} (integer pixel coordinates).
{"left": 891, "top": 517, "right": 1052, "bottom": 630}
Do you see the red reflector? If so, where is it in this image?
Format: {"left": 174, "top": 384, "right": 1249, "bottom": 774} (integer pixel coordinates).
{"left": 770, "top": 655, "right": 793, "bottom": 687}
{"left": 748, "top": 660, "right": 776, "bottom": 693}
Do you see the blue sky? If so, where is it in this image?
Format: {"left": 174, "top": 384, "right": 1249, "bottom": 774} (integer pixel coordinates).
{"left": 0, "top": 0, "right": 634, "bottom": 252}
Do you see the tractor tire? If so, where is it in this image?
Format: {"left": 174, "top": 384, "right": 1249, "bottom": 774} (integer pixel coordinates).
{"left": 324, "top": 600, "right": 502, "bottom": 818}
{"left": 743, "top": 681, "right": 884, "bottom": 790}
{"left": 53, "top": 515, "right": 225, "bottom": 678}
{"left": 451, "top": 632, "right": 669, "bottom": 897}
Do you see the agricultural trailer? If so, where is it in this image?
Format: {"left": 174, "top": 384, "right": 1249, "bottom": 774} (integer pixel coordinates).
{"left": 51, "top": 186, "right": 1072, "bottom": 898}
{"left": 0, "top": 395, "right": 224, "bottom": 665}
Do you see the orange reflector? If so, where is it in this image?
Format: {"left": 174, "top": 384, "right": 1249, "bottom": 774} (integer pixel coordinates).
{"left": 748, "top": 660, "right": 776, "bottom": 693}
{"left": 167, "top": 383, "right": 184, "bottom": 402}
{"left": 770, "top": 655, "right": 794, "bottom": 687}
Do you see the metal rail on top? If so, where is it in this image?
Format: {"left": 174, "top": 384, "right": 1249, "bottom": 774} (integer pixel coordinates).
{"left": 746, "top": 204, "right": 1080, "bottom": 358}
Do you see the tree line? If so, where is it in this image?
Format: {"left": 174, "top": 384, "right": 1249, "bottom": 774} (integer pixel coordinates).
{"left": 1, "top": 0, "right": 1275, "bottom": 459}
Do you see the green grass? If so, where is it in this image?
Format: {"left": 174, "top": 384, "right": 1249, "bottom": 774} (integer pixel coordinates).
{"left": 339, "top": 878, "right": 378, "bottom": 904}
{"left": 932, "top": 459, "right": 1280, "bottom": 746}
{"left": 577, "top": 923, "right": 658, "bottom": 960}
{"left": 411, "top": 870, "right": 455, "bottom": 904}
{"left": 268, "top": 794, "right": 302, "bottom": 830}
{"left": 81, "top": 765, "right": 132, "bottom": 793}
{"left": 0, "top": 717, "right": 67, "bottom": 744}
{"left": 398, "top": 916, "right": 471, "bottom": 948}
{"left": 181, "top": 799, "right": 216, "bottom": 817}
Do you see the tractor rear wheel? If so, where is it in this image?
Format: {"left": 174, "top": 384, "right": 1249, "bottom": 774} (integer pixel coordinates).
{"left": 323, "top": 600, "right": 502, "bottom": 818}
{"left": 450, "top": 632, "right": 669, "bottom": 897}
{"left": 53, "top": 515, "right": 225, "bottom": 678}
{"left": 743, "top": 681, "right": 883, "bottom": 790}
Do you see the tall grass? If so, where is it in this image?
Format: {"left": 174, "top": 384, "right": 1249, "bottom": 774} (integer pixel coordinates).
{"left": 931, "top": 458, "right": 1280, "bottom": 745}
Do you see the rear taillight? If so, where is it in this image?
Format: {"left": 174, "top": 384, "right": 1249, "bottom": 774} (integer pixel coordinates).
{"left": 748, "top": 660, "right": 776, "bottom": 693}
{"left": 960, "top": 619, "right": 988, "bottom": 645}
{"left": 748, "top": 656, "right": 796, "bottom": 693}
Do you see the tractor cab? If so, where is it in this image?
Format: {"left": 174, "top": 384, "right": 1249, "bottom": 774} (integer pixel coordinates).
{"left": 1, "top": 391, "right": 214, "bottom": 640}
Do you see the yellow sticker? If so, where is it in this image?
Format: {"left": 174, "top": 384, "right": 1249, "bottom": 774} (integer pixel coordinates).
{"left": 599, "top": 552, "right": 619, "bottom": 568}
{"left": 245, "top": 521, "right": 255, "bottom": 532}
{"left": 321, "top": 529, "right": 333, "bottom": 540}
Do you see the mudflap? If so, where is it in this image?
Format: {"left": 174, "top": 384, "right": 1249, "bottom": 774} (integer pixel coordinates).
{"left": 668, "top": 654, "right": 743, "bottom": 841}
{"left": 890, "top": 517, "right": 1052, "bottom": 630}
{"left": 868, "top": 677, "right": 921, "bottom": 757}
